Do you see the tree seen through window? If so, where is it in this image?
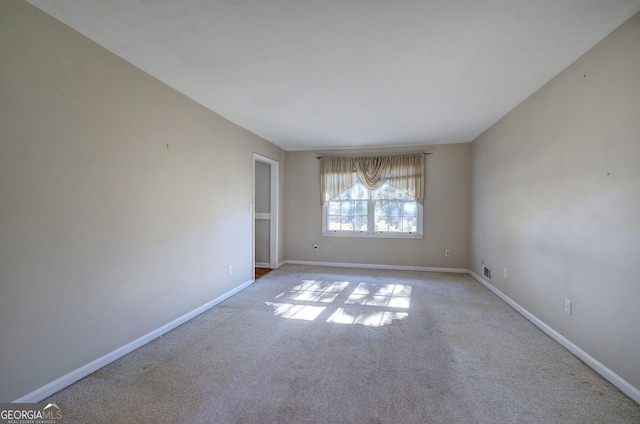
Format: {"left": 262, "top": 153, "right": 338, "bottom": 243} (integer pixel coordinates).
{"left": 328, "top": 174, "right": 418, "bottom": 234}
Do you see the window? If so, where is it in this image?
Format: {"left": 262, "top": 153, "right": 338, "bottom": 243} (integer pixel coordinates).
{"left": 323, "top": 174, "right": 422, "bottom": 238}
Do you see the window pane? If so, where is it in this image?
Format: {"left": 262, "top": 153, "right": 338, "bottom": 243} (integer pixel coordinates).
{"left": 355, "top": 200, "right": 367, "bottom": 215}
{"left": 336, "top": 186, "right": 354, "bottom": 200}
{"left": 387, "top": 185, "right": 401, "bottom": 199}
{"left": 341, "top": 215, "right": 355, "bottom": 230}
{"left": 389, "top": 201, "right": 401, "bottom": 216}
{"left": 375, "top": 200, "right": 388, "bottom": 216}
{"left": 355, "top": 215, "right": 368, "bottom": 231}
{"left": 388, "top": 216, "right": 402, "bottom": 232}
{"left": 403, "top": 217, "right": 417, "bottom": 232}
{"left": 402, "top": 202, "right": 417, "bottom": 216}
{"left": 387, "top": 185, "right": 412, "bottom": 200}
{"left": 354, "top": 184, "right": 368, "bottom": 199}
{"left": 326, "top": 174, "right": 420, "bottom": 235}
{"left": 375, "top": 181, "right": 390, "bottom": 199}
{"left": 341, "top": 201, "right": 353, "bottom": 214}
{"left": 375, "top": 217, "right": 388, "bottom": 232}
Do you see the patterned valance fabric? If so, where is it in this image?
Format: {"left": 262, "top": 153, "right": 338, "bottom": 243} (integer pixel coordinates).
{"left": 320, "top": 154, "right": 424, "bottom": 204}
{"left": 354, "top": 157, "right": 392, "bottom": 190}
{"left": 320, "top": 157, "right": 354, "bottom": 205}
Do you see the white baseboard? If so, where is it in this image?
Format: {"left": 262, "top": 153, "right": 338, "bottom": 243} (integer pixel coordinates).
{"left": 468, "top": 271, "right": 640, "bottom": 405}
{"left": 16, "top": 267, "right": 639, "bottom": 406}
{"left": 14, "top": 279, "right": 255, "bottom": 403}
{"left": 284, "top": 259, "right": 469, "bottom": 274}
{"left": 255, "top": 262, "right": 270, "bottom": 268}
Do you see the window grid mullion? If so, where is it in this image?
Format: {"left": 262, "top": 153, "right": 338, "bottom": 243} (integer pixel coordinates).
{"left": 324, "top": 174, "right": 421, "bottom": 237}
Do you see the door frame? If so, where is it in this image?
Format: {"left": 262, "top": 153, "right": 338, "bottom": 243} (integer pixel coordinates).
{"left": 252, "top": 154, "right": 279, "bottom": 278}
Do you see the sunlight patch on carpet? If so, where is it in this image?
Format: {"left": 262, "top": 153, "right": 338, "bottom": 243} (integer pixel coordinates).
{"left": 267, "top": 303, "right": 326, "bottom": 321}
{"left": 267, "top": 280, "right": 412, "bottom": 327}
{"left": 345, "top": 283, "right": 412, "bottom": 308}
{"left": 326, "top": 308, "right": 408, "bottom": 327}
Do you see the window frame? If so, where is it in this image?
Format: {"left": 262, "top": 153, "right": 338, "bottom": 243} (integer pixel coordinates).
{"left": 322, "top": 175, "right": 423, "bottom": 239}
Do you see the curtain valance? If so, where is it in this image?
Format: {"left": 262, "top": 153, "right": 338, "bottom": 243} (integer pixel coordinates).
{"left": 320, "top": 154, "right": 424, "bottom": 204}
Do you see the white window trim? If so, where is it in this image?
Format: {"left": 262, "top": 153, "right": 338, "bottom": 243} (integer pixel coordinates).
{"left": 321, "top": 196, "right": 424, "bottom": 239}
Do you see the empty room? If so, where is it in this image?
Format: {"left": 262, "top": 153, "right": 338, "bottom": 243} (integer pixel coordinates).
{"left": 1, "top": 0, "right": 639, "bottom": 422}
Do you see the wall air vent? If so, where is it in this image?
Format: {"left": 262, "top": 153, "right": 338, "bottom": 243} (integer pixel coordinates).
{"left": 483, "top": 265, "right": 492, "bottom": 281}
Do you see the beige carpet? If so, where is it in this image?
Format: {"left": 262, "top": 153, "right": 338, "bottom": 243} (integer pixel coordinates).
{"left": 45, "top": 265, "right": 640, "bottom": 423}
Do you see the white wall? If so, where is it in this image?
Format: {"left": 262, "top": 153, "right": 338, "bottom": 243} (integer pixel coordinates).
{"left": 4, "top": 0, "right": 638, "bottom": 405}
{"left": 471, "top": 13, "right": 640, "bottom": 394}
{"left": 285, "top": 144, "right": 471, "bottom": 269}
{"left": 0, "top": 0, "right": 284, "bottom": 402}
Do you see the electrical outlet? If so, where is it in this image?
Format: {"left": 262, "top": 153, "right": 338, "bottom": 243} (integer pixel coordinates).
{"left": 313, "top": 243, "right": 319, "bottom": 251}
{"left": 564, "top": 299, "right": 572, "bottom": 315}
{"left": 228, "top": 265, "right": 233, "bottom": 275}
{"left": 503, "top": 268, "right": 507, "bottom": 279}
{"left": 445, "top": 249, "right": 451, "bottom": 256}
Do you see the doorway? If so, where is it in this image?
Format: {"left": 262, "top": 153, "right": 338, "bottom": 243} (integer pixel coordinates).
{"left": 253, "top": 154, "right": 279, "bottom": 280}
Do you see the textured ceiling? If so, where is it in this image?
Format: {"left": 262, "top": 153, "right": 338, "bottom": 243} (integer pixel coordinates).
{"left": 27, "top": 0, "right": 640, "bottom": 151}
